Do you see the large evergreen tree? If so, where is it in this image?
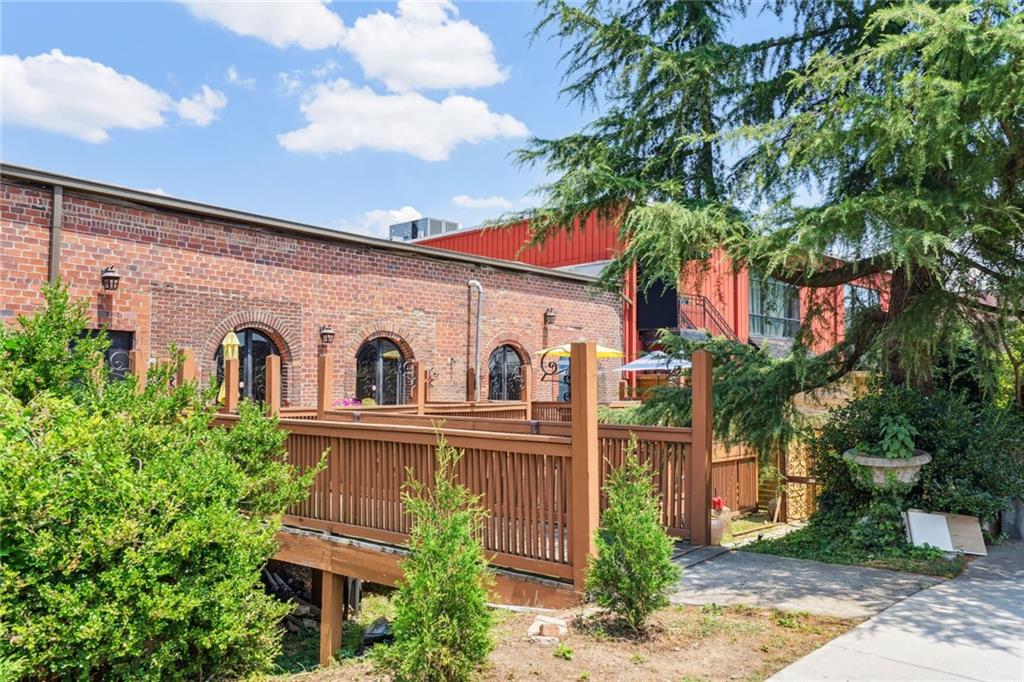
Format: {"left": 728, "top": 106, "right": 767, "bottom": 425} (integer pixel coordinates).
{"left": 517, "top": 0, "right": 1023, "bottom": 397}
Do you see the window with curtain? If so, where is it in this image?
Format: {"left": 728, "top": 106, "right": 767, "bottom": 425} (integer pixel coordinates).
{"left": 749, "top": 272, "right": 801, "bottom": 338}
{"left": 488, "top": 345, "right": 524, "bottom": 401}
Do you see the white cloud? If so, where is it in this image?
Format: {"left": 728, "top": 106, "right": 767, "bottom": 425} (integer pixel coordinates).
{"left": 176, "top": 85, "right": 227, "bottom": 126}
{"left": 0, "top": 49, "right": 171, "bottom": 143}
{"left": 452, "top": 194, "right": 513, "bottom": 210}
{"left": 141, "top": 187, "right": 169, "bottom": 196}
{"left": 277, "top": 79, "right": 527, "bottom": 161}
{"left": 340, "top": 0, "right": 508, "bottom": 92}
{"left": 180, "top": 1, "right": 507, "bottom": 94}
{"left": 277, "top": 70, "right": 304, "bottom": 97}
{"left": 181, "top": 0, "right": 345, "bottom": 50}
{"left": 338, "top": 206, "right": 422, "bottom": 238}
{"left": 226, "top": 65, "right": 255, "bottom": 89}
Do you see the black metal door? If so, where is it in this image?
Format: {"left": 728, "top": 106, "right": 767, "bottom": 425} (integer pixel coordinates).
{"left": 103, "top": 330, "right": 134, "bottom": 381}
{"left": 215, "top": 328, "right": 280, "bottom": 402}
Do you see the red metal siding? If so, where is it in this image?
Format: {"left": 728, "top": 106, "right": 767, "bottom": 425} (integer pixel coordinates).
{"left": 417, "top": 213, "right": 620, "bottom": 269}
{"left": 423, "top": 219, "right": 879, "bottom": 357}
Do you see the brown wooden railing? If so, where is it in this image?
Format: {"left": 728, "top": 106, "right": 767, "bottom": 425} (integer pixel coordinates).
{"left": 532, "top": 401, "right": 572, "bottom": 422}
{"left": 305, "top": 411, "right": 699, "bottom": 537}
{"left": 215, "top": 415, "right": 578, "bottom": 579}
{"left": 209, "top": 343, "right": 714, "bottom": 591}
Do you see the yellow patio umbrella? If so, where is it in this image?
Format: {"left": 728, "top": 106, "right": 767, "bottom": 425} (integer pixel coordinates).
{"left": 217, "top": 331, "right": 240, "bottom": 402}
{"left": 535, "top": 343, "right": 624, "bottom": 358}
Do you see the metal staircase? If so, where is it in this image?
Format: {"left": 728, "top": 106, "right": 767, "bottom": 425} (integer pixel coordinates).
{"left": 638, "top": 293, "right": 737, "bottom": 350}
{"left": 678, "top": 293, "right": 737, "bottom": 340}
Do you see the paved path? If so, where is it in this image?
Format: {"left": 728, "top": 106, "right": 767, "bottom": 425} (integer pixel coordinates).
{"left": 771, "top": 543, "right": 1024, "bottom": 681}
{"left": 669, "top": 549, "right": 942, "bottom": 619}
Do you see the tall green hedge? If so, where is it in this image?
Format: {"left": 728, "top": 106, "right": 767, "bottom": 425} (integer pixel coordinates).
{"left": 0, "top": 284, "right": 313, "bottom": 680}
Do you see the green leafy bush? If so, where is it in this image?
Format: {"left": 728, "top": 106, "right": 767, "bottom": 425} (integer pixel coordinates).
{"left": 373, "top": 436, "right": 494, "bottom": 682}
{"left": 0, "top": 283, "right": 313, "bottom": 680}
{"left": 753, "top": 384, "right": 1024, "bottom": 574}
{"left": 813, "top": 385, "right": 1024, "bottom": 526}
{"left": 586, "top": 437, "right": 681, "bottom": 633}
{"left": 854, "top": 414, "right": 919, "bottom": 459}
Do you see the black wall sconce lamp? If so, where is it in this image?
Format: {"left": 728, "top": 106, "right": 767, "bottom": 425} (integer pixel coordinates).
{"left": 544, "top": 308, "right": 556, "bottom": 325}
{"left": 100, "top": 266, "right": 121, "bottom": 291}
{"left": 319, "top": 324, "right": 336, "bottom": 345}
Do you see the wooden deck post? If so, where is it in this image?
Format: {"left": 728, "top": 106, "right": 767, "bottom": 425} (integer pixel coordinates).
{"left": 412, "top": 361, "right": 426, "bottom": 415}
{"left": 688, "top": 349, "right": 713, "bottom": 545}
{"left": 522, "top": 362, "right": 533, "bottom": 420}
{"left": 176, "top": 348, "right": 196, "bottom": 386}
{"left": 465, "top": 366, "right": 476, "bottom": 401}
{"left": 317, "top": 353, "right": 333, "bottom": 420}
{"left": 569, "top": 341, "right": 599, "bottom": 591}
{"left": 319, "top": 570, "right": 346, "bottom": 666}
{"left": 265, "top": 355, "right": 281, "bottom": 417}
{"left": 128, "top": 349, "right": 146, "bottom": 391}
{"left": 223, "top": 357, "right": 239, "bottom": 414}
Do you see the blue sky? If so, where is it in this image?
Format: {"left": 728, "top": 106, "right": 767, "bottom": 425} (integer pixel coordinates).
{"left": 2, "top": 1, "right": 786, "bottom": 237}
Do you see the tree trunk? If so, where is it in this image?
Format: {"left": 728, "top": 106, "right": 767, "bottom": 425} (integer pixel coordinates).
{"left": 886, "top": 264, "right": 935, "bottom": 392}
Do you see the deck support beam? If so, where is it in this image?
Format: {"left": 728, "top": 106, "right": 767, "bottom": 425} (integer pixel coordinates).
{"left": 319, "top": 570, "right": 347, "bottom": 666}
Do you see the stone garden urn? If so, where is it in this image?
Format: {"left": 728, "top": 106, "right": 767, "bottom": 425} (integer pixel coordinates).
{"left": 843, "top": 448, "right": 932, "bottom": 487}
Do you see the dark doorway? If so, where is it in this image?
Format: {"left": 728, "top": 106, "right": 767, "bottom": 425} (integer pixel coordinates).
{"left": 355, "top": 338, "right": 407, "bottom": 405}
{"left": 637, "top": 279, "right": 679, "bottom": 330}
{"left": 488, "top": 345, "right": 523, "bottom": 401}
{"left": 215, "top": 328, "right": 281, "bottom": 402}
{"left": 85, "top": 329, "right": 134, "bottom": 381}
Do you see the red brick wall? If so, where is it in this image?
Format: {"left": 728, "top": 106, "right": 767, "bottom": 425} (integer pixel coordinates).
{"left": 1, "top": 179, "right": 623, "bottom": 404}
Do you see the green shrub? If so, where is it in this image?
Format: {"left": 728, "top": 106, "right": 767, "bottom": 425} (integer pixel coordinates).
{"left": 373, "top": 436, "right": 494, "bottom": 682}
{"left": 813, "top": 385, "right": 1024, "bottom": 527}
{"left": 586, "top": 437, "right": 681, "bottom": 633}
{"left": 0, "top": 283, "right": 314, "bottom": 680}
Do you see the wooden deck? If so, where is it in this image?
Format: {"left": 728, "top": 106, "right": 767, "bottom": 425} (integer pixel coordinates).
{"left": 211, "top": 343, "right": 716, "bottom": 665}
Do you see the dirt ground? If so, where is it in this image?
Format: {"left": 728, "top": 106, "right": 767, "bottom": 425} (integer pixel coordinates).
{"left": 273, "top": 601, "right": 857, "bottom": 682}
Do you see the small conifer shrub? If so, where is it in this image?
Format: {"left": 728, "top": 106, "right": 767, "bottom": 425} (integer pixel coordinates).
{"left": 373, "top": 435, "right": 494, "bottom": 681}
{"left": 586, "top": 436, "right": 681, "bottom": 633}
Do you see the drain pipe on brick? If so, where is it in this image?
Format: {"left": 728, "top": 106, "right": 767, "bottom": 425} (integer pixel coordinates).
{"left": 467, "top": 279, "right": 483, "bottom": 401}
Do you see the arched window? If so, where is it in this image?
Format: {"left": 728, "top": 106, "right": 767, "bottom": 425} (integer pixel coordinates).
{"left": 488, "top": 344, "right": 524, "bottom": 401}
{"left": 215, "top": 328, "right": 280, "bottom": 402}
{"left": 356, "top": 338, "right": 407, "bottom": 405}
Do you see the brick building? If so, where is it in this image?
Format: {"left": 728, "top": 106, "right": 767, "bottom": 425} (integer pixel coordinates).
{"left": 1, "top": 164, "right": 623, "bottom": 405}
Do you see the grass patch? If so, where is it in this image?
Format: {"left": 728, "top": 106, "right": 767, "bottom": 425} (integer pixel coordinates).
{"left": 553, "top": 643, "right": 574, "bottom": 661}
{"left": 273, "top": 628, "right": 320, "bottom": 675}
{"left": 269, "top": 602, "right": 854, "bottom": 681}
{"left": 744, "top": 523, "right": 967, "bottom": 578}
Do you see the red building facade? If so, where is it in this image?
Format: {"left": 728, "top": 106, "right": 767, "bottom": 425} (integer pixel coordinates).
{"left": 419, "top": 217, "right": 885, "bottom": 359}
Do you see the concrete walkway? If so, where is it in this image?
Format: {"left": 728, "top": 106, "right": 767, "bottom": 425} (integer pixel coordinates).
{"left": 771, "top": 543, "right": 1024, "bottom": 681}
{"left": 670, "top": 549, "right": 941, "bottom": 619}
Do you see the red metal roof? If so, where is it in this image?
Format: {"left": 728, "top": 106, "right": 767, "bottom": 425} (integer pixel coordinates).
{"left": 416, "top": 213, "right": 619, "bottom": 269}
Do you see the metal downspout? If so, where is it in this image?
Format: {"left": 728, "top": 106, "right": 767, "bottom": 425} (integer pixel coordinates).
{"left": 467, "top": 280, "right": 484, "bottom": 401}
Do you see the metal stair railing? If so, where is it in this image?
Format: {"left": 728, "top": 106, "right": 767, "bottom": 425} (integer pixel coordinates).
{"left": 678, "top": 293, "right": 737, "bottom": 340}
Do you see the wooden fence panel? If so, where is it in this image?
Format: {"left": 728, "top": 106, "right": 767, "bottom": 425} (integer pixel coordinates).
{"left": 532, "top": 402, "right": 572, "bottom": 422}
{"left": 253, "top": 418, "right": 576, "bottom": 580}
